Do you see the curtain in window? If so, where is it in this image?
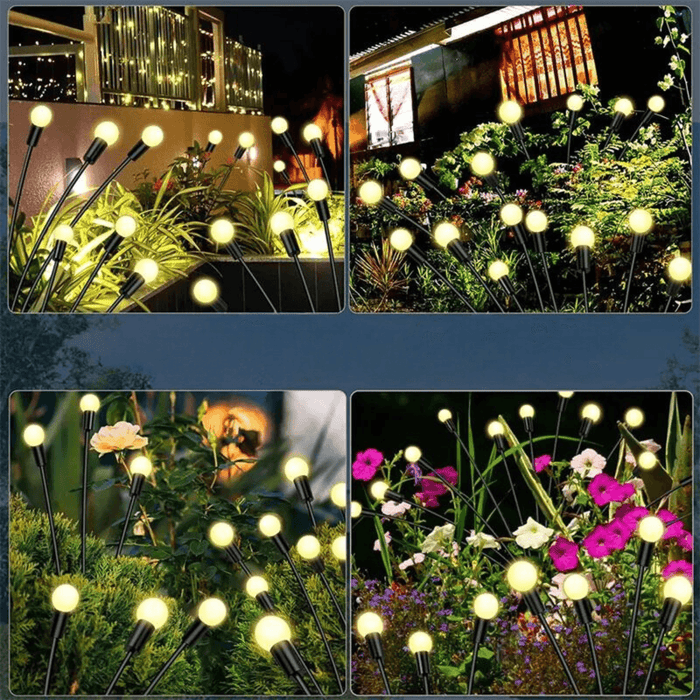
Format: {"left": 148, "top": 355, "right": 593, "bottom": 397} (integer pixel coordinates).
{"left": 365, "top": 65, "right": 415, "bottom": 149}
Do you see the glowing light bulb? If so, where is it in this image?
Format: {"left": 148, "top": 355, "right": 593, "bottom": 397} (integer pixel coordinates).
{"left": 254, "top": 615, "right": 291, "bottom": 652}
{"left": 668, "top": 257, "right": 691, "bottom": 282}
{"left": 53, "top": 224, "right": 74, "bottom": 243}
{"left": 559, "top": 391, "right": 574, "bottom": 398}
{"left": 94, "top": 120, "right": 120, "bottom": 146}
{"left": 525, "top": 210, "right": 548, "bottom": 234}
{"left": 433, "top": 222, "right": 460, "bottom": 248}
{"left": 488, "top": 260, "right": 509, "bottom": 281}
{"left": 581, "top": 403, "right": 601, "bottom": 423}
{"left": 209, "top": 219, "right": 235, "bottom": 245}
{"left": 307, "top": 179, "right": 329, "bottom": 201}
{"left": 663, "top": 575, "right": 692, "bottom": 605}
{"left": 79, "top": 394, "right": 100, "bottom": 413}
{"left": 519, "top": 404, "right": 535, "bottom": 419}
{"left": 647, "top": 95, "right": 665, "bottom": 113}
{"left": 23, "top": 424, "right": 45, "bottom": 447}
{"left": 473, "top": 592, "right": 499, "bottom": 620}
{"left": 208, "top": 129, "right": 223, "bottom": 145}
{"left": 30, "top": 105, "right": 53, "bottom": 128}
{"left": 137, "top": 598, "right": 169, "bottom": 630}
{"left": 130, "top": 455, "right": 153, "bottom": 477}
{"left": 357, "top": 611, "right": 384, "bottom": 637}
{"left": 270, "top": 211, "right": 295, "bottom": 235}
{"left": 273, "top": 160, "right": 286, "bottom": 173}
{"left": 246, "top": 576, "right": 269, "bottom": 598}
{"left": 303, "top": 123, "right": 323, "bottom": 142}
{"left": 350, "top": 501, "right": 362, "bottom": 519}
{"left": 404, "top": 445, "right": 422, "bottom": 463}
{"left": 614, "top": 98, "right": 634, "bottom": 116}
{"left": 238, "top": 131, "right": 255, "bottom": 149}
{"left": 331, "top": 535, "right": 346, "bottom": 561}
{"left": 259, "top": 514, "right": 282, "bottom": 537}
{"left": 500, "top": 203, "right": 523, "bottom": 227}
{"left": 208, "top": 521, "right": 235, "bottom": 548}
{"left": 197, "top": 597, "right": 227, "bottom": 627}
{"left": 562, "top": 573, "right": 589, "bottom": 600}
{"left": 638, "top": 451, "right": 657, "bottom": 471}
{"left": 283, "top": 456, "right": 310, "bottom": 481}
{"left": 115, "top": 215, "right": 137, "bottom": 238}
{"left": 638, "top": 515, "right": 665, "bottom": 543}
{"left": 389, "top": 228, "right": 413, "bottom": 252}
{"left": 566, "top": 94, "right": 584, "bottom": 112}
{"left": 370, "top": 481, "right": 389, "bottom": 501}
{"left": 471, "top": 152, "right": 495, "bottom": 177}
{"left": 506, "top": 560, "right": 539, "bottom": 592}
{"left": 134, "top": 259, "right": 158, "bottom": 284}
{"left": 296, "top": 535, "right": 321, "bottom": 560}
{"left": 399, "top": 158, "right": 422, "bottom": 180}
{"left": 141, "top": 125, "right": 164, "bottom": 147}
{"left": 359, "top": 181, "right": 383, "bottom": 205}
{"left": 271, "top": 117, "right": 288, "bottom": 135}
{"left": 629, "top": 209, "right": 653, "bottom": 234}
{"left": 624, "top": 408, "right": 644, "bottom": 428}
{"left": 438, "top": 409, "right": 453, "bottom": 423}
{"left": 408, "top": 631, "right": 433, "bottom": 653}
{"left": 330, "top": 482, "right": 346, "bottom": 508}
{"left": 487, "top": 421, "right": 504, "bottom": 437}
{"left": 570, "top": 225, "right": 595, "bottom": 248}
{"left": 51, "top": 584, "right": 80, "bottom": 612}
{"left": 497, "top": 100, "right": 523, "bottom": 125}
{"left": 192, "top": 278, "right": 219, "bottom": 305}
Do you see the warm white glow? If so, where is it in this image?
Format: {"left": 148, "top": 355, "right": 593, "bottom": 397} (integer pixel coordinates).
{"left": 350, "top": 501, "right": 362, "bottom": 519}
{"left": 53, "top": 224, "right": 74, "bottom": 243}
{"left": 303, "top": 123, "right": 323, "bottom": 142}
{"left": 270, "top": 211, "right": 295, "bottom": 235}
{"left": 668, "top": 257, "right": 691, "bottom": 283}
{"left": 79, "top": 394, "right": 100, "bottom": 413}
{"left": 246, "top": 576, "right": 269, "bottom": 598}
{"left": 408, "top": 631, "right": 433, "bottom": 653}
{"left": 134, "top": 259, "right": 158, "bottom": 284}
{"left": 359, "top": 181, "right": 383, "bottom": 205}
{"left": 115, "top": 215, "right": 137, "bottom": 238}
{"left": 238, "top": 131, "right": 256, "bottom": 149}
{"left": 614, "top": 98, "right": 634, "bottom": 117}
{"left": 51, "top": 584, "right": 80, "bottom": 613}
{"left": 628, "top": 209, "right": 653, "bottom": 234}
{"left": 273, "top": 160, "right": 286, "bottom": 173}
{"left": 259, "top": 514, "right": 282, "bottom": 537}
{"left": 399, "top": 158, "right": 422, "bottom": 180}
{"left": 404, "top": 445, "right": 422, "bottom": 463}
{"left": 283, "top": 456, "right": 310, "bottom": 481}
{"left": 357, "top": 611, "right": 384, "bottom": 637}
{"left": 624, "top": 408, "right": 644, "bottom": 428}
{"left": 192, "top": 278, "right": 219, "bottom": 305}
{"left": 638, "top": 515, "right": 665, "bottom": 543}
{"left": 558, "top": 391, "right": 574, "bottom": 399}
{"left": 307, "top": 179, "right": 329, "bottom": 201}
{"left": 497, "top": 100, "right": 523, "bottom": 125}
{"left": 271, "top": 117, "right": 289, "bottom": 135}
{"left": 331, "top": 535, "right": 346, "bottom": 561}
{"left": 141, "top": 126, "right": 164, "bottom": 147}
{"left": 637, "top": 451, "right": 657, "bottom": 471}
{"left": 562, "top": 573, "right": 589, "bottom": 601}
{"left": 389, "top": 228, "right": 413, "bottom": 252}
{"left": 433, "top": 222, "right": 460, "bottom": 248}
{"left": 566, "top": 94, "right": 584, "bottom": 112}
{"left": 488, "top": 260, "right": 509, "bottom": 281}
{"left": 570, "top": 225, "right": 595, "bottom": 249}
{"left": 500, "top": 203, "right": 523, "bottom": 227}
{"left": 208, "top": 521, "right": 235, "bottom": 548}
{"left": 330, "top": 482, "right": 346, "bottom": 508}
{"left": 525, "top": 210, "right": 548, "bottom": 234}
{"left": 648, "top": 95, "right": 665, "bottom": 113}
{"left": 296, "top": 535, "right": 321, "bottom": 560}
{"left": 197, "top": 597, "right": 227, "bottom": 627}
{"left": 663, "top": 575, "right": 692, "bottom": 605}
{"left": 254, "top": 615, "right": 291, "bottom": 652}
{"left": 506, "top": 560, "right": 539, "bottom": 593}
{"left": 210, "top": 219, "right": 235, "bottom": 245}
{"left": 94, "top": 121, "right": 120, "bottom": 146}
{"left": 519, "top": 404, "right": 535, "bottom": 419}
{"left": 208, "top": 129, "right": 223, "bottom": 145}
{"left": 23, "top": 424, "right": 45, "bottom": 447}
{"left": 370, "top": 481, "right": 389, "bottom": 501}
{"left": 487, "top": 421, "right": 504, "bottom": 438}
{"left": 137, "top": 598, "right": 169, "bottom": 630}
{"left": 581, "top": 403, "right": 602, "bottom": 423}
{"left": 471, "top": 152, "right": 496, "bottom": 177}
{"left": 473, "top": 592, "right": 499, "bottom": 620}
{"left": 438, "top": 409, "right": 453, "bottom": 423}
{"left": 30, "top": 105, "right": 53, "bottom": 128}
{"left": 130, "top": 455, "right": 153, "bottom": 477}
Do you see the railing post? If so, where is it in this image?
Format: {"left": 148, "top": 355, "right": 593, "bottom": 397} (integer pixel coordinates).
{"left": 185, "top": 6, "right": 202, "bottom": 111}
{"left": 82, "top": 6, "right": 102, "bottom": 103}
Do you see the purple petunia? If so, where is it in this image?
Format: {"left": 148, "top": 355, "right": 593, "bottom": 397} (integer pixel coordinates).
{"left": 548, "top": 536, "right": 580, "bottom": 572}
{"left": 352, "top": 448, "right": 383, "bottom": 481}
{"left": 614, "top": 504, "right": 649, "bottom": 532}
{"left": 534, "top": 454, "right": 552, "bottom": 474}
{"left": 588, "top": 473, "right": 630, "bottom": 506}
{"left": 605, "top": 519, "right": 633, "bottom": 550}
{"left": 583, "top": 524, "right": 613, "bottom": 558}
{"left": 662, "top": 559, "right": 693, "bottom": 580}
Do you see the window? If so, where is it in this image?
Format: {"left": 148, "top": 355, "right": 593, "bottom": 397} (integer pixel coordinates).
{"left": 365, "top": 64, "right": 415, "bottom": 149}
{"left": 495, "top": 6, "right": 598, "bottom": 106}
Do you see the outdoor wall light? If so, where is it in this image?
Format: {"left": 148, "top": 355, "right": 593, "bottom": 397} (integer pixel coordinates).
{"left": 105, "top": 598, "right": 169, "bottom": 694}
{"left": 524, "top": 209, "right": 558, "bottom": 311}
{"left": 408, "top": 631, "right": 433, "bottom": 694}
{"left": 359, "top": 180, "right": 432, "bottom": 236}
{"left": 552, "top": 391, "right": 574, "bottom": 463}
{"left": 274, "top": 159, "right": 292, "bottom": 185}
{"left": 116, "top": 455, "right": 153, "bottom": 556}
{"left": 399, "top": 157, "right": 447, "bottom": 201}
{"left": 44, "top": 584, "right": 80, "bottom": 694}
{"left": 191, "top": 277, "right": 227, "bottom": 312}
{"left": 284, "top": 455, "right": 318, "bottom": 526}
{"left": 665, "top": 256, "right": 691, "bottom": 312}
{"left": 303, "top": 123, "right": 331, "bottom": 184}
{"left": 78, "top": 394, "right": 100, "bottom": 573}
{"left": 570, "top": 225, "right": 595, "bottom": 312}
{"left": 272, "top": 116, "right": 309, "bottom": 182}
{"left": 205, "top": 129, "right": 223, "bottom": 152}
{"left": 468, "top": 592, "right": 500, "bottom": 694}
{"left": 622, "top": 208, "right": 654, "bottom": 312}
{"left": 470, "top": 151, "right": 504, "bottom": 200}
{"left": 622, "top": 95, "right": 665, "bottom": 157}
{"left": 270, "top": 211, "right": 315, "bottom": 312}
{"left": 357, "top": 611, "right": 391, "bottom": 694}
{"left": 497, "top": 100, "right": 530, "bottom": 158}
{"left": 143, "top": 598, "right": 227, "bottom": 695}
{"left": 566, "top": 93, "right": 585, "bottom": 163}
{"left": 208, "top": 521, "right": 252, "bottom": 575}
{"left": 488, "top": 260, "right": 524, "bottom": 311}
{"left": 105, "top": 258, "right": 159, "bottom": 313}
{"left": 604, "top": 97, "right": 635, "bottom": 149}
{"left": 23, "top": 424, "right": 61, "bottom": 574}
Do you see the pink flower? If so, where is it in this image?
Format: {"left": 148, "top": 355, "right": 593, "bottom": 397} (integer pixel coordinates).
{"left": 373, "top": 531, "right": 391, "bottom": 551}
{"left": 662, "top": 560, "right": 692, "bottom": 580}
{"left": 605, "top": 520, "right": 633, "bottom": 550}
{"left": 381, "top": 500, "right": 411, "bottom": 516}
{"left": 417, "top": 466, "right": 458, "bottom": 502}
{"left": 571, "top": 449, "right": 606, "bottom": 478}
{"left": 90, "top": 422, "right": 148, "bottom": 456}
{"left": 583, "top": 525, "right": 613, "bottom": 558}
{"left": 614, "top": 504, "right": 649, "bottom": 532}
{"left": 352, "top": 448, "right": 383, "bottom": 481}
{"left": 588, "top": 473, "right": 627, "bottom": 506}
{"left": 677, "top": 530, "right": 693, "bottom": 551}
{"left": 548, "top": 536, "right": 580, "bottom": 572}
{"left": 415, "top": 492, "right": 439, "bottom": 508}
{"left": 657, "top": 509, "right": 685, "bottom": 541}
{"left": 616, "top": 481, "right": 636, "bottom": 501}
{"left": 534, "top": 455, "right": 552, "bottom": 473}
{"left": 625, "top": 439, "right": 662, "bottom": 465}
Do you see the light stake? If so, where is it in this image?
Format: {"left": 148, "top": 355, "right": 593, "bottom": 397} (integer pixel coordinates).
{"left": 566, "top": 93, "right": 585, "bottom": 164}
{"left": 270, "top": 212, "right": 315, "bottom": 312}
{"left": 357, "top": 611, "right": 391, "bottom": 694}
{"left": 468, "top": 592, "right": 499, "bottom": 694}
{"left": 303, "top": 123, "right": 331, "bottom": 184}
{"left": 205, "top": 129, "right": 223, "bottom": 153}
{"left": 399, "top": 157, "right": 447, "bottom": 201}
{"left": 603, "top": 97, "right": 634, "bottom": 150}
{"left": 23, "top": 424, "right": 60, "bottom": 574}
{"left": 552, "top": 391, "right": 574, "bottom": 464}
{"left": 621, "top": 95, "right": 665, "bottom": 158}
{"left": 208, "top": 521, "right": 252, "bottom": 575}
{"left": 358, "top": 180, "right": 431, "bottom": 237}
{"left": 506, "top": 561, "right": 580, "bottom": 693}
{"left": 271, "top": 116, "right": 309, "bottom": 182}
{"left": 408, "top": 631, "right": 433, "bottom": 694}
{"left": 350, "top": 501, "right": 362, "bottom": 520}
{"left": 524, "top": 210, "right": 558, "bottom": 311}
{"left": 213, "top": 130, "right": 255, "bottom": 197}
{"left": 44, "top": 584, "right": 80, "bottom": 694}
{"left": 191, "top": 277, "right": 227, "bottom": 312}
{"left": 331, "top": 534, "right": 346, "bottom": 577}
{"left": 116, "top": 456, "right": 153, "bottom": 556}
{"left": 274, "top": 159, "right": 292, "bottom": 186}
{"left": 664, "top": 256, "right": 691, "bottom": 312}
{"left": 487, "top": 421, "right": 523, "bottom": 522}
{"left": 245, "top": 575, "right": 276, "bottom": 612}
{"left": 389, "top": 229, "right": 476, "bottom": 311}
{"left": 143, "top": 598, "right": 227, "bottom": 695}
{"left": 105, "top": 259, "right": 159, "bottom": 313}
{"left": 105, "top": 598, "right": 169, "bottom": 694}
{"left": 607, "top": 408, "right": 645, "bottom": 462}
{"left": 623, "top": 208, "right": 654, "bottom": 313}
{"left": 470, "top": 151, "right": 504, "bottom": 201}
{"left": 497, "top": 100, "right": 530, "bottom": 158}
{"left": 519, "top": 404, "right": 536, "bottom": 478}
{"left": 330, "top": 481, "right": 346, "bottom": 520}
{"left": 562, "top": 573, "right": 603, "bottom": 694}
{"left": 79, "top": 393, "right": 100, "bottom": 573}
{"left": 576, "top": 402, "right": 602, "bottom": 453}
{"left": 283, "top": 455, "right": 317, "bottom": 527}
{"left": 570, "top": 225, "right": 595, "bottom": 312}
{"left": 488, "top": 260, "right": 524, "bottom": 311}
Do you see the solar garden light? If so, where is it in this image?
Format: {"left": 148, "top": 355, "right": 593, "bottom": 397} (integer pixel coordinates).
{"left": 603, "top": 97, "right": 635, "bottom": 150}
{"left": 79, "top": 394, "right": 100, "bottom": 573}
{"left": 208, "top": 218, "right": 278, "bottom": 313}
{"left": 271, "top": 116, "right": 310, "bottom": 182}
{"left": 621, "top": 95, "right": 665, "bottom": 158}
{"left": 552, "top": 391, "right": 574, "bottom": 463}
{"left": 284, "top": 455, "right": 317, "bottom": 526}
{"left": 562, "top": 573, "right": 603, "bottom": 694}
{"left": 500, "top": 202, "right": 545, "bottom": 311}
{"left": 191, "top": 277, "right": 228, "bottom": 312}
{"left": 270, "top": 211, "right": 315, "bottom": 312}
{"left": 408, "top": 631, "right": 433, "bottom": 694}
{"left": 389, "top": 228, "right": 477, "bottom": 312}
{"left": 307, "top": 178, "right": 342, "bottom": 310}
{"left": 331, "top": 535, "right": 346, "bottom": 574}
{"left": 245, "top": 575, "right": 276, "bottom": 612}
{"left": 497, "top": 100, "right": 530, "bottom": 158}
{"left": 274, "top": 159, "right": 292, "bottom": 185}
{"left": 144, "top": 598, "right": 227, "bottom": 695}
{"left": 358, "top": 180, "right": 432, "bottom": 236}
{"left": 44, "top": 584, "right": 80, "bottom": 694}
{"left": 576, "top": 402, "right": 602, "bottom": 452}
{"left": 487, "top": 421, "right": 523, "bottom": 522}
{"left": 116, "top": 456, "right": 153, "bottom": 556}
{"left": 70, "top": 125, "right": 164, "bottom": 228}
{"left": 622, "top": 514, "right": 666, "bottom": 693}
{"left": 566, "top": 93, "right": 585, "bottom": 164}
{"left": 205, "top": 131, "right": 255, "bottom": 213}
{"left": 208, "top": 521, "right": 252, "bottom": 575}
{"left": 623, "top": 208, "right": 654, "bottom": 313}
{"left": 12, "top": 119, "right": 122, "bottom": 311}
{"left": 488, "top": 260, "right": 524, "bottom": 311}
{"left": 205, "top": 129, "right": 223, "bottom": 153}
{"left": 524, "top": 209, "right": 558, "bottom": 311}
{"left": 303, "top": 123, "right": 331, "bottom": 184}
{"left": 506, "top": 561, "right": 580, "bottom": 694}
{"left": 350, "top": 501, "right": 362, "bottom": 519}
{"left": 105, "top": 259, "right": 159, "bottom": 313}
{"left": 433, "top": 222, "right": 505, "bottom": 312}
{"left": 519, "top": 404, "right": 536, "bottom": 467}
{"left": 470, "top": 151, "right": 504, "bottom": 201}
{"left": 399, "top": 157, "right": 447, "bottom": 201}
{"left": 69, "top": 214, "right": 139, "bottom": 313}
{"left": 23, "top": 424, "right": 61, "bottom": 574}
{"left": 664, "top": 256, "right": 691, "bottom": 312}
{"left": 330, "top": 481, "right": 347, "bottom": 519}
{"left": 468, "top": 592, "right": 500, "bottom": 694}
{"left": 20, "top": 223, "right": 75, "bottom": 312}
{"left": 357, "top": 611, "right": 391, "bottom": 694}
{"left": 105, "top": 598, "right": 169, "bottom": 694}
{"left": 607, "top": 408, "right": 645, "bottom": 461}
{"left": 296, "top": 534, "right": 346, "bottom": 626}
{"left": 642, "top": 575, "right": 693, "bottom": 694}
{"left": 570, "top": 225, "right": 595, "bottom": 312}
{"left": 9, "top": 105, "right": 53, "bottom": 253}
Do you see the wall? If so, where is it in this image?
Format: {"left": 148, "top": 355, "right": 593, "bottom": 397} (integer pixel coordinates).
{"left": 8, "top": 101, "right": 272, "bottom": 218}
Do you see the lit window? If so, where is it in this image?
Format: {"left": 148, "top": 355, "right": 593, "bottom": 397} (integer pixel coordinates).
{"left": 365, "top": 64, "right": 415, "bottom": 149}
{"left": 495, "top": 6, "right": 598, "bottom": 106}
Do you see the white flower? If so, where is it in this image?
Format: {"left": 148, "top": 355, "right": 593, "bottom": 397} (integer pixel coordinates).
{"left": 570, "top": 448, "right": 606, "bottom": 478}
{"left": 466, "top": 530, "right": 501, "bottom": 550}
{"left": 421, "top": 524, "right": 455, "bottom": 553}
{"left": 398, "top": 552, "right": 426, "bottom": 570}
{"left": 373, "top": 532, "right": 391, "bottom": 551}
{"left": 381, "top": 500, "right": 411, "bottom": 516}
{"left": 562, "top": 482, "right": 579, "bottom": 502}
{"left": 512, "top": 517, "right": 554, "bottom": 549}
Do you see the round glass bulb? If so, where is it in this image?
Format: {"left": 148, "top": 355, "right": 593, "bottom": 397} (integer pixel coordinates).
{"left": 79, "top": 394, "right": 100, "bottom": 413}
{"left": 115, "top": 215, "right": 137, "bottom": 238}
{"left": 497, "top": 100, "right": 523, "bottom": 125}
{"left": 94, "top": 121, "right": 120, "bottom": 146}
{"left": 473, "top": 592, "right": 500, "bottom": 620}
{"left": 30, "top": 105, "right": 53, "bottom": 128}
{"left": 663, "top": 575, "right": 692, "bottom": 605}
{"left": 137, "top": 598, "right": 169, "bottom": 630}
{"left": 350, "top": 501, "right": 362, "bottom": 519}
{"left": 296, "top": 535, "right": 321, "bottom": 560}
{"left": 487, "top": 421, "right": 504, "bottom": 438}
{"left": 638, "top": 515, "right": 665, "bottom": 543}
{"left": 246, "top": 576, "right": 269, "bottom": 598}
{"left": 303, "top": 123, "right": 323, "bottom": 142}
{"left": 273, "top": 160, "right": 286, "bottom": 173}
{"left": 567, "top": 94, "right": 584, "bottom": 112}
{"left": 562, "top": 573, "right": 589, "bottom": 600}
{"left": 307, "top": 179, "right": 329, "bottom": 201}
{"left": 271, "top": 117, "right": 289, "bottom": 135}
{"left": 570, "top": 225, "right": 595, "bottom": 249}
{"left": 208, "top": 521, "right": 235, "bottom": 548}
{"left": 53, "top": 224, "right": 74, "bottom": 243}
{"left": 331, "top": 535, "right": 346, "bottom": 561}
{"left": 254, "top": 615, "right": 291, "bottom": 652}
{"left": 270, "top": 211, "right": 295, "bottom": 235}
{"left": 637, "top": 451, "right": 657, "bottom": 471}
{"left": 399, "top": 158, "right": 422, "bottom": 180}
{"left": 283, "top": 456, "right": 310, "bottom": 481}
{"left": 130, "top": 455, "right": 153, "bottom": 477}
{"left": 408, "top": 631, "right": 433, "bottom": 653}
{"left": 141, "top": 125, "right": 164, "bottom": 147}
{"left": 519, "top": 404, "right": 535, "bottom": 419}
{"left": 404, "top": 445, "right": 422, "bottom": 463}
{"left": 614, "top": 98, "right": 634, "bottom": 116}
{"left": 629, "top": 209, "right": 653, "bottom": 234}
{"left": 506, "top": 560, "right": 539, "bottom": 593}
{"left": 197, "top": 597, "right": 227, "bottom": 627}
{"left": 581, "top": 403, "right": 602, "bottom": 423}
{"left": 648, "top": 95, "right": 665, "bottom": 113}
{"left": 488, "top": 260, "right": 509, "bottom": 281}
{"left": 134, "top": 258, "right": 158, "bottom": 284}
{"left": 359, "top": 181, "right": 383, "bottom": 205}
{"left": 500, "top": 203, "right": 523, "bottom": 227}
{"left": 370, "top": 481, "right": 389, "bottom": 501}
{"left": 389, "top": 228, "right": 413, "bottom": 252}
{"left": 559, "top": 391, "right": 574, "bottom": 399}
{"left": 192, "top": 278, "right": 219, "bottom": 305}
{"left": 259, "top": 513, "right": 282, "bottom": 537}
{"left": 668, "top": 257, "right": 691, "bottom": 282}
{"left": 471, "top": 152, "right": 496, "bottom": 177}
{"left": 330, "top": 482, "right": 346, "bottom": 508}
{"left": 238, "top": 131, "right": 255, "bottom": 149}
{"left": 210, "top": 219, "right": 235, "bottom": 244}
{"left": 23, "top": 424, "right": 45, "bottom": 447}
{"left": 624, "top": 408, "right": 644, "bottom": 428}
{"left": 433, "top": 222, "right": 460, "bottom": 248}
{"left": 357, "top": 611, "right": 384, "bottom": 637}
{"left": 525, "top": 210, "right": 548, "bottom": 234}
{"left": 52, "top": 584, "right": 80, "bottom": 613}
{"left": 208, "top": 129, "right": 223, "bottom": 145}
{"left": 438, "top": 409, "right": 453, "bottom": 423}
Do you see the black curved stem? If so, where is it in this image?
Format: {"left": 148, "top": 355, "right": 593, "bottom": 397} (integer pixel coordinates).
{"left": 238, "top": 257, "right": 278, "bottom": 312}
{"left": 322, "top": 218, "right": 342, "bottom": 311}
{"left": 623, "top": 564, "right": 646, "bottom": 693}
{"left": 80, "top": 430, "right": 90, "bottom": 574}
{"left": 305, "top": 500, "right": 318, "bottom": 529}
{"left": 520, "top": 241, "right": 546, "bottom": 312}
{"left": 116, "top": 495, "right": 137, "bottom": 557}
{"left": 663, "top": 295, "right": 674, "bottom": 313}
{"left": 39, "top": 258, "right": 60, "bottom": 313}
{"left": 319, "top": 570, "right": 346, "bottom": 627}
{"left": 623, "top": 251, "right": 637, "bottom": 313}
{"left": 419, "top": 257, "right": 476, "bottom": 312}
{"left": 106, "top": 294, "right": 125, "bottom": 313}
{"left": 646, "top": 476, "right": 691, "bottom": 509}
{"left": 464, "top": 258, "right": 505, "bottom": 311}
{"left": 584, "top": 622, "right": 603, "bottom": 694}
{"left": 293, "top": 256, "right": 316, "bottom": 312}
{"left": 44, "top": 636, "right": 59, "bottom": 694}
{"left": 606, "top": 436, "right": 622, "bottom": 464}
{"left": 69, "top": 249, "right": 109, "bottom": 313}
{"left": 641, "top": 629, "right": 665, "bottom": 695}
{"left": 39, "top": 466, "right": 61, "bottom": 575}
{"left": 105, "top": 650, "right": 134, "bottom": 695}
{"left": 574, "top": 436, "right": 584, "bottom": 456}
{"left": 71, "top": 158, "right": 131, "bottom": 227}
{"left": 290, "top": 145, "right": 310, "bottom": 183}
{"left": 293, "top": 673, "right": 312, "bottom": 696}
{"left": 422, "top": 674, "right": 431, "bottom": 694}
{"left": 467, "top": 637, "right": 480, "bottom": 694}
{"left": 376, "top": 658, "right": 392, "bottom": 695}
{"left": 511, "top": 291, "right": 524, "bottom": 313}
{"left": 318, "top": 157, "right": 332, "bottom": 188}
{"left": 20, "top": 250, "right": 53, "bottom": 313}
{"left": 205, "top": 156, "right": 239, "bottom": 217}
{"left": 143, "top": 642, "right": 187, "bottom": 695}
{"left": 297, "top": 653, "right": 323, "bottom": 694}
{"left": 9, "top": 144, "right": 34, "bottom": 254}
{"left": 552, "top": 406, "right": 564, "bottom": 466}
{"left": 540, "top": 251, "right": 558, "bottom": 312}
{"left": 566, "top": 110, "right": 576, "bottom": 165}
{"left": 500, "top": 452, "right": 523, "bottom": 522}
{"left": 582, "top": 271, "right": 589, "bottom": 313}
{"left": 539, "top": 614, "right": 580, "bottom": 694}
